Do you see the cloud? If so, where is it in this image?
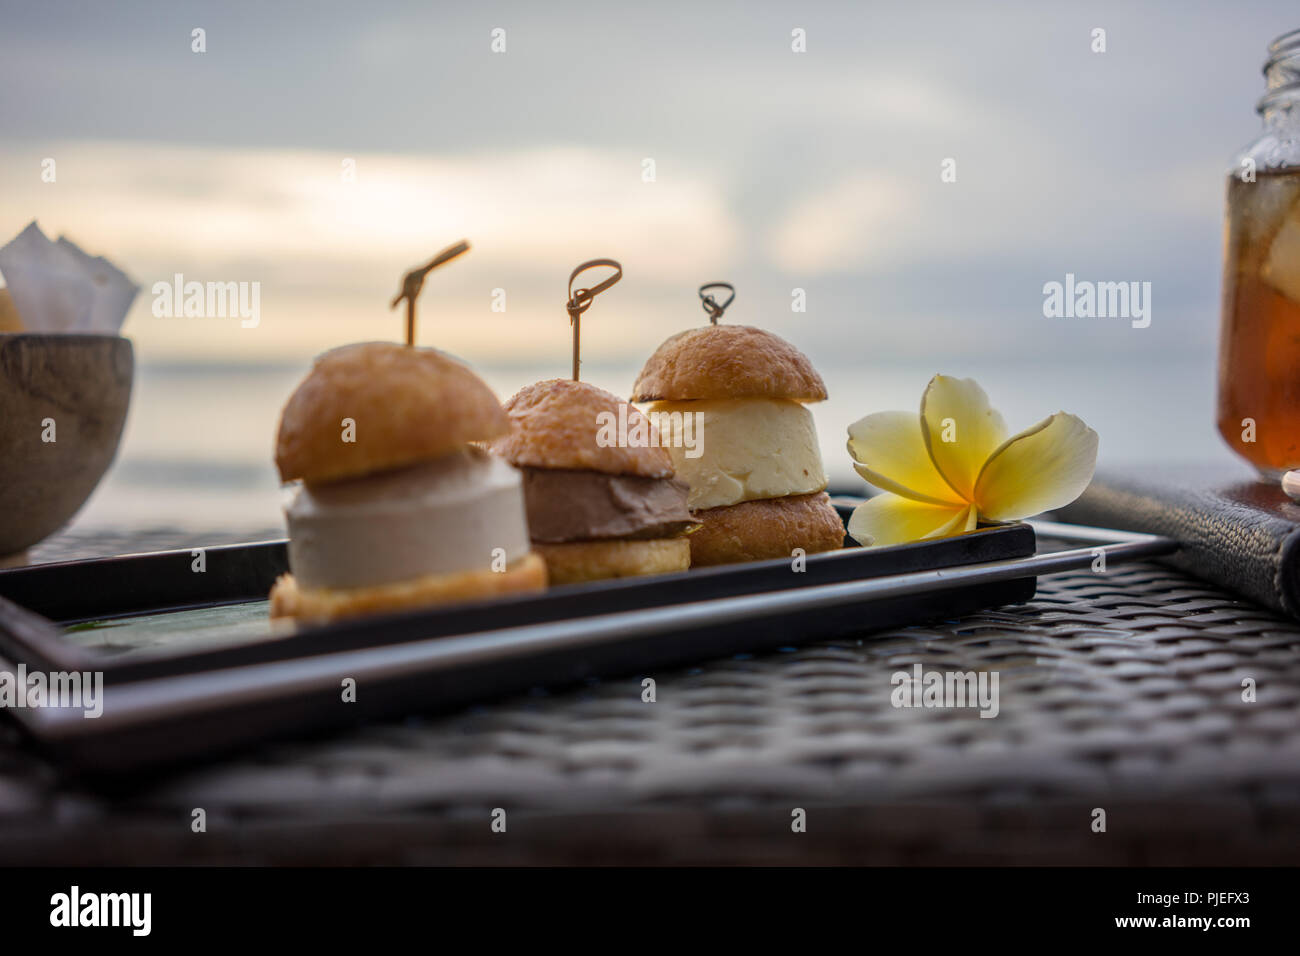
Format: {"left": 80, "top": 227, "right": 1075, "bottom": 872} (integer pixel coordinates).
{"left": 766, "top": 172, "right": 913, "bottom": 273}
{"left": 0, "top": 140, "right": 740, "bottom": 360}
{"left": 765, "top": 152, "right": 1223, "bottom": 279}
{"left": 2, "top": 141, "right": 738, "bottom": 274}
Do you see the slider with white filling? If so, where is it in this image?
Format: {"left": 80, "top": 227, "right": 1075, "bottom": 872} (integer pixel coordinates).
{"left": 269, "top": 342, "right": 545, "bottom": 622}
{"left": 632, "top": 322, "right": 844, "bottom": 565}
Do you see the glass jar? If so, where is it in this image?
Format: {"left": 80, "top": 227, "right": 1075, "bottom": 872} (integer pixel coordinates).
{"left": 1217, "top": 29, "right": 1300, "bottom": 479}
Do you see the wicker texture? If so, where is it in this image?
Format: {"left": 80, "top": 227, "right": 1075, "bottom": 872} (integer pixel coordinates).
{"left": 2, "top": 530, "right": 1299, "bottom": 864}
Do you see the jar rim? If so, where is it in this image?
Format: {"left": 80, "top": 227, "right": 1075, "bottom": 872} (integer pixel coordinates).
{"left": 1267, "top": 28, "right": 1300, "bottom": 59}
{"left": 1264, "top": 27, "right": 1300, "bottom": 76}
{"left": 1258, "top": 28, "right": 1300, "bottom": 114}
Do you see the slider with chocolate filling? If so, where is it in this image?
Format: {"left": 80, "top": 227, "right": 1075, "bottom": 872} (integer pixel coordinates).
{"left": 631, "top": 286, "right": 844, "bottom": 566}
{"left": 490, "top": 379, "right": 695, "bottom": 585}
{"left": 488, "top": 258, "right": 694, "bottom": 584}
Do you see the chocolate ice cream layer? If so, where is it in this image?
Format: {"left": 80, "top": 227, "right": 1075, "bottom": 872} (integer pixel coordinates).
{"left": 521, "top": 468, "right": 695, "bottom": 543}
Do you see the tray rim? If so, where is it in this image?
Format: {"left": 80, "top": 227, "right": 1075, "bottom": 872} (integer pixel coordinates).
{"left": 0, "top": 522, "right": 1037, "bottom": 680}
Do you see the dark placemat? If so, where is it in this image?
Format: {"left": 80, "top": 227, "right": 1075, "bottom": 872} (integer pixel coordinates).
{"left": 2, "top": 528, "right": 1299, "bottom": 865}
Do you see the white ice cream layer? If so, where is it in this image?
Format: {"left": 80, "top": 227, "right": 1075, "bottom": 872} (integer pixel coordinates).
{"left": 285, "top": 446, "right": 531, "bottom": 590}
{"left": 648, "top": 397, "right": 828, "bottom": 511}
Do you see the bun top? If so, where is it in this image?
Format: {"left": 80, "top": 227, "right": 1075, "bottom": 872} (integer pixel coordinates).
{"left": 631, "top": 324, "right": 827, "bottom": 403}
{"left": 489, "top": 378, "right": 674, "bottom": 479}
{"left": 275, "top": 341, "right": 509, "bottom": 484}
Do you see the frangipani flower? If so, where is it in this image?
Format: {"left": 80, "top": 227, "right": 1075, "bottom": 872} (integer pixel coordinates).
{"left": 846, "top": 375, "right": 1098, "bottom": 548}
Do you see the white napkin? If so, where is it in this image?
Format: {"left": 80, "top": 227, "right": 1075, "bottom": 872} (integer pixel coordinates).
{"left": 0, "top": 221, "right": 139, "bottom": 334}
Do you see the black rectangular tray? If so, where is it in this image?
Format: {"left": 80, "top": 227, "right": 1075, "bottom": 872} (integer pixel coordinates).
{"left": 0, "top": 512, "right": 1055, "bottom": 776}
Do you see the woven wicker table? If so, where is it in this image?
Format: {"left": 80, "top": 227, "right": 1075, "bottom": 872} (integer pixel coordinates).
{"left": 2, "top": 526, "right": 1298, "bottom": 866}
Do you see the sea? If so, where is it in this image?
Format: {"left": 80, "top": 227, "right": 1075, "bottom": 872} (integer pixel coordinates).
{"left": 70, "top": 354, "right": 1232, "bottom": 537}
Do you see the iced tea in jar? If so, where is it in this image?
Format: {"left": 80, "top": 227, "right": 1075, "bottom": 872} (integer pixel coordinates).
{"left": 1218, "top": 29, "right": 1300, "bottom": 479}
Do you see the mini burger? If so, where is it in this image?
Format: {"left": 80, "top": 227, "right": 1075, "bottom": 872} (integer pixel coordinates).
{"left": 270, "top": 343, "right": 546, "bottom": 622}
{"left": 489, "top": 378, "right": 695, "bottom": 585}
{"left": 631, "top": 299, "right": 843, "bottom": 566}
{"left": 269, "top": 243, "right": 546, "bottom": 622}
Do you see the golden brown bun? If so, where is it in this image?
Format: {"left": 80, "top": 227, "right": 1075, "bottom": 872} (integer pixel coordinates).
{"left": 269, "top": 551, "right": 546, "bottom": 624}
{"left": 0, "top": 289, "right": 23, "bottom": 332}
{"left": 275, "top": 342, "right": 509, "bottom": 484}
{"left": 535, "top": 536, "right": 690, "bottom": 585}
{"left": 687, "top": 492, "right": 844, "bottom": 566}
{"left": 490, "top": 378, "right": 674, "bottom": 479}
{"left": 631, "top": 325, "right": 828, "bottom": 403}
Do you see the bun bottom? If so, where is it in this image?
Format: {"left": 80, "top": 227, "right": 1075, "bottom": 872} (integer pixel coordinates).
{"left": 535, "top": 536, "right": 690, "bottom": 586}
{"left": 270, "top": 551, "right": 547, "bottom": 624}
{"left": 688, "top": 491, "right": 844, "bottom": 566}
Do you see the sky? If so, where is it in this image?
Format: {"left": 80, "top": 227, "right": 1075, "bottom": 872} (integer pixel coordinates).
{"left": 2, "top": 0, "right": 1294, "bottom": 368}
{"left": 1, "top": 1, "right": 1297, "bottom": 531}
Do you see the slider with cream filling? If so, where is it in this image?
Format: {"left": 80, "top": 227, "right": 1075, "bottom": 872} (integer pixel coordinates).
{"left": 631, "top": 287, "right": 844, "bottom": 566}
